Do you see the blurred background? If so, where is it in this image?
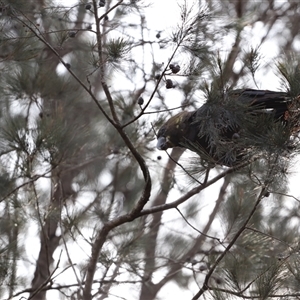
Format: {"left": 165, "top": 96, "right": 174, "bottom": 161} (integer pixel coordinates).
{"left": 1, "top": 1, "right": 300, "bottom": 299}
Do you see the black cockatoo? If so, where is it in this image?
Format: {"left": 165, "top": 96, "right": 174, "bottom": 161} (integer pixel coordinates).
{"left": 156, "top": 89, "right": 300, "bottom": 166}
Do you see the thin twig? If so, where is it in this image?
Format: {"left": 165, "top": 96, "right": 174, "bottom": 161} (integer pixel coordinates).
{"left": 176, "top": 207, "right": 218, "bottom": 240}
